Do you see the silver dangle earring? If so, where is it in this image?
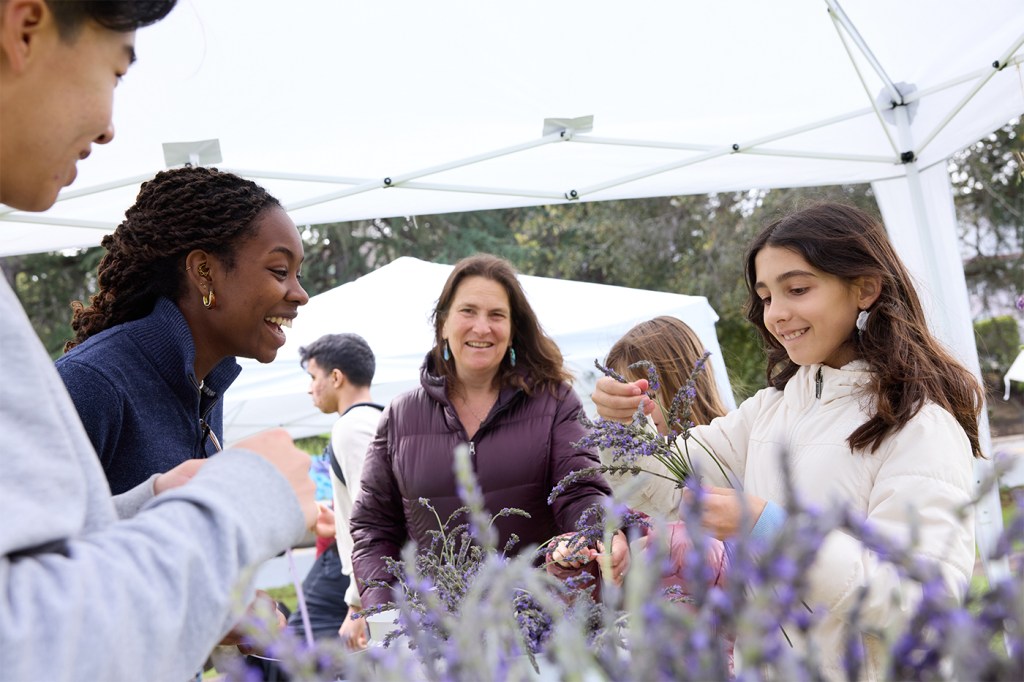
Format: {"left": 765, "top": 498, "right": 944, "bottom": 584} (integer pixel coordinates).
{"left": 856, "top": 309, "right": 870, "bottom": 338}
{"left": 508, "top": 347, "right": 516, "bottom": 367}
{"left": 443, "top": 340, "right": 451, "bottom": 361}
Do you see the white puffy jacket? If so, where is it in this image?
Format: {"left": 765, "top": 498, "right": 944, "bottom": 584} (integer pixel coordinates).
{"left": 607, "top": 361, "right": 975, "bottom": 681}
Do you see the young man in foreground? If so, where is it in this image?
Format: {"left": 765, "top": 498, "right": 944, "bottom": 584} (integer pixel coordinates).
{"left": 0, "top": 2, "right": 317, "bottom": 679}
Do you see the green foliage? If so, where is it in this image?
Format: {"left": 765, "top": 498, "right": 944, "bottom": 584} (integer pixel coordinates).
{"left": 297, "top": 210, "right": 523, "bottom": 298}
{"left": 264, "top": 584, "right": 298, "bottom": 615}
{"left": 715, "top": 316, "right": 766, "bottom": 400}
{"left": 974, "top": 315, "right": 1023, "bottom": 373}
{"left": 294, "top": 435, "right": 329, "bottom": 456}
{"left": 953, "top": 119, "right": 1024, "bottom": 315}
{"left": 0, "top": 247, "right": 104, "bottom": 358}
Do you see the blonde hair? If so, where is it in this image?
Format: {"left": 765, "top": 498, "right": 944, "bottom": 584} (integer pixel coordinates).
{"left": 605, "top": 316, "right": 728, "bottom": 426}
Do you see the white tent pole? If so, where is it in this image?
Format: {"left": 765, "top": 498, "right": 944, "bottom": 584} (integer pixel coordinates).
{"left": 383, "top": 181, "right": 568, "bottom": 201}
{"left": 914, "top": 33, "right": 1024, "bottom": 157}
{"left": 578, "top": 136, "right": 892, "bottom": 163}
{"left": 0, "top": 214, "right": 114, "bottom": 230}
{"left": 826, "top": 3, "right": 901, "bottom": 156}
{"left": 889, "top": 106, "right": 1010, "bottom": 586}
{"left": 225, "top": 169, "right": 369, "bottom": 185}
{"left": 285, "top": 132, "right": 565, "bottom": 211}
{"left": 572, "top": 108, "right": 909, "bottom": 198}
{"left": 892, "top": 108, "right": 952, "bottom": 340}
{"left": 741, "top": 148, "right": 891, "bottom": 163}
{"left": 0, "top": 172, "right": 155, "bottom": 217}
{"left": 903, "top": 53, "right": 1024, "bottom": 104}
{"left": 572, "top": 144, "right": 736, "bottom": 198}
{"left": 825, "top": 0, "right": 901, "bottom": 103}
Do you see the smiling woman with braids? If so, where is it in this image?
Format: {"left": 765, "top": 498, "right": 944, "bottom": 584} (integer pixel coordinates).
{"left": 57, "top": 166, "right": 309, "bottom": 494}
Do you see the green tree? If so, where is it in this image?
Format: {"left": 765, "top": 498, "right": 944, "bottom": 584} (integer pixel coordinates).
{"left": 0, "top": 248, "right": 103, "bottom": 358}
{"left": 951, "top": 118, "right": 1023, "bottom": 315}
{"left": 296, "top": 210, "right": 523, "bottom": 298}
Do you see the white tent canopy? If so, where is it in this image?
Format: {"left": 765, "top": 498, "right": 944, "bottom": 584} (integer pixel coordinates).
{"left": 222, "top": 256, "right": 735, "bottom": 443}
{"left": 2, "top": 1, "right": 1021, "bottom": 258}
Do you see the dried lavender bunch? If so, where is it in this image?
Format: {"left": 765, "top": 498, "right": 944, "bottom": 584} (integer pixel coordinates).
{"left": 550, "top": 355, "right": 729, "bottom": 508}
{"left": 210, "top": 450, "right": 1023, "bottom": 682}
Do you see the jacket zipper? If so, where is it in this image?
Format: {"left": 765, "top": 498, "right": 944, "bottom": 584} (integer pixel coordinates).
{"left": 193, "top": 377, "right": 222, "bottom": 454}
{"left": 789, "top": 366, "right": 823, "bottom": 455}
{"left": 200, "top": 418, "right": 222, "bottom": 453}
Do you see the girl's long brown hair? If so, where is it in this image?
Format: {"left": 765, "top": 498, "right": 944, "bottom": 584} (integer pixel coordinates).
{"left": 605, "top": 316, "right": 729, "bottom": 426}
{"left": 744, "top": 203, "right": 982, "bottom": 456}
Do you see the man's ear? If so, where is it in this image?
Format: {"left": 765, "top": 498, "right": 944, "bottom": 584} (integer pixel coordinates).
{"left": 855, "top": 275, "right": 882, "bottom": 309}
{"left": 0, "top": 0, "right": 49, "bottom": 74}
{"left": 331, "top": 369, "right": 346, "bottom": 389}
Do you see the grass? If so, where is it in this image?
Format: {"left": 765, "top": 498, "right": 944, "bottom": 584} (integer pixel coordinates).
{"left": 265, "top": 583, "right": 299, "bottom": 616}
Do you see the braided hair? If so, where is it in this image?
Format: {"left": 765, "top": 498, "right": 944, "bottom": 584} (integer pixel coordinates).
{"left": 65, "top": 166, "right": 281, "bottom": 351}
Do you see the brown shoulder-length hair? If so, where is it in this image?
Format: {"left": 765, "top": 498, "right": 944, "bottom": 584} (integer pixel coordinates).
{"left": 431, "top": 254, "right": 572, "bottom": 395}
{"left": 605, "top": 316, "right": 729, "bottom": 426}
{"left": 743, "top": 202, "right": 982, "bottom": 457}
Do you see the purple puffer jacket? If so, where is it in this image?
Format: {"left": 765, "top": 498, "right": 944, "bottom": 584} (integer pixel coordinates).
{"left": 351, "top": 356, "right": 612, "bottom": 608}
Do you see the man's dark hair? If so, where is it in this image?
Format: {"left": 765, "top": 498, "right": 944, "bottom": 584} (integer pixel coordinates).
{"left": 46, "top": 0, "right": 177, "bottom": 39}
{"left": 299, "top": 333, "right": 376, "bottom": 387}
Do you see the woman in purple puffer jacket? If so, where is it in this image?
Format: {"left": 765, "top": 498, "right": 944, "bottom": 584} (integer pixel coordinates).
{"left": 351, "top": 254, "right": 628, "bottom": 611}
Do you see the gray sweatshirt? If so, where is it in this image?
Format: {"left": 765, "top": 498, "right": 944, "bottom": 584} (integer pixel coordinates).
{"left": 0, "top": 278, "right": 306, "bottom": 681}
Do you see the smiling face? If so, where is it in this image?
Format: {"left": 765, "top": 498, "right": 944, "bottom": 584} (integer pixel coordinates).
{"left": 0, "top": 8, "right": 134, "bottom": 211}
{"left": 754, "top": 245, "right": 865, "bottom": 369}
{"left": 442, "top": 275, "right": 512, "bottom": 386}
{"left": 196, "top": 206, "right": 309, "bottom": 368}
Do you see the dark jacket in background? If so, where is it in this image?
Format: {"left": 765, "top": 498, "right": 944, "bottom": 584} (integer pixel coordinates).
{"left": 351, "top": 355, "right": 611, "bottom": 608}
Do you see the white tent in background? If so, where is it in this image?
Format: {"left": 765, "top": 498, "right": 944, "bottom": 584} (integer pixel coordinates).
{"left": 222, "top": 256, "right": 735, "bottom": 442}
{"left": 0, "top": 1, "right": 1019, "bottom": 578}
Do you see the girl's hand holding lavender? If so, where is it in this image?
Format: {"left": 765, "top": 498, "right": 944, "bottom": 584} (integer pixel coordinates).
{"left": 591, "top": 376, "right": 656, "bottom": 423}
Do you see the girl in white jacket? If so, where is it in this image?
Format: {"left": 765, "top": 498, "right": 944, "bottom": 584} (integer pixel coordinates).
{"left": 592, "top": 202, "right": 983, "bottom": 680}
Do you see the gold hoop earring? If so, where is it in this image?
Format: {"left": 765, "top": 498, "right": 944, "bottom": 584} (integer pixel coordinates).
{"left": 196, "top": 262, "right": 211, "bottom": 278}
{"left": 202, "top": 288, "right": 216, "bottom": 310}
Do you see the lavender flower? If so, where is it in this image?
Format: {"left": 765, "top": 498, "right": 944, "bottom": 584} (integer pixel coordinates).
{"left": 206, "top": 442, "right": 1023, "bottom": 682}
{"left": 560, "top": 353, "right": 729, "bottom": 501}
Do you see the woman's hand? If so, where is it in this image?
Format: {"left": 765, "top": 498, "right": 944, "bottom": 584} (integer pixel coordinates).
{"left": 550, "top": 533, "right": 598, "bottom": 569}
{"left": 603, "top": 530, "right": 630, "bottom": 586}
{"left": 591, "top": 377, "right": 654, "bottom": 423}
{"left": 689, "top": 486, "right": 767, "bottom": 540}
{"left": 551, "top": 531, "right": 630, "bottom": 585}
{"left": 338, "top": 605, "right": 368, "bottom": 651}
